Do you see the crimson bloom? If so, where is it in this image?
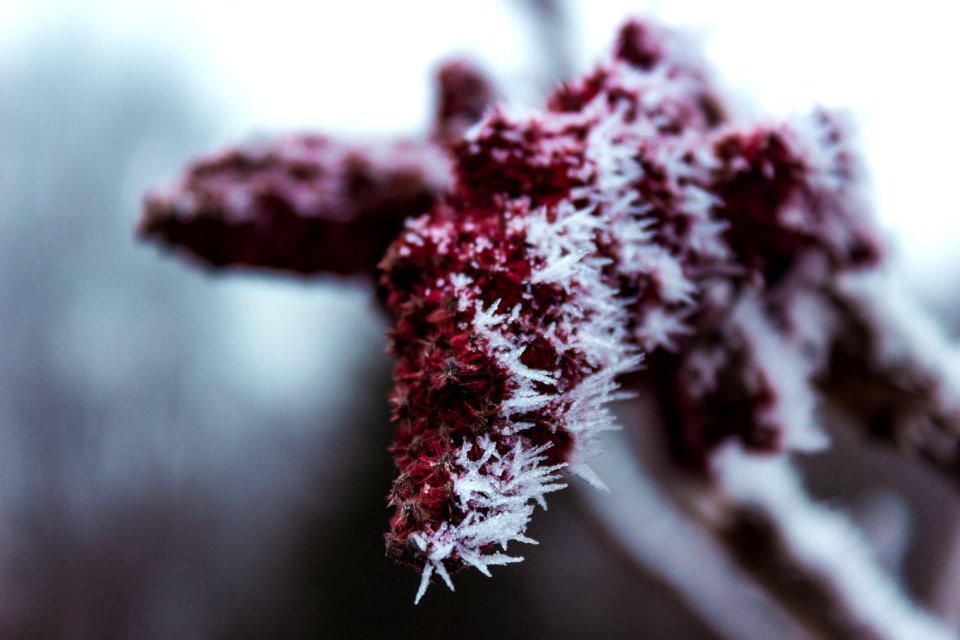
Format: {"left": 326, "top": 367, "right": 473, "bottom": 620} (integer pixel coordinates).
{"left": 140, "top": 18, "right": 960, "bottom": 633}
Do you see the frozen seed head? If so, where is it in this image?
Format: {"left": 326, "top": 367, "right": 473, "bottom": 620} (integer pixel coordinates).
{"left": 432, "top": 59, "right": 499, "bottom": 145}
{"left": 140, "top": 135, "right": 450, "bottom": 275}
{"left": 379, "top": 18, "right": 883, "bottom": 600}
{"left": 136, "top": 14, "right": 891, "bottom": 605}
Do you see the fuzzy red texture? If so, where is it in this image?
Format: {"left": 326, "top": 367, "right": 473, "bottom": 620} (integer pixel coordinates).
{"left": 139, "top": 135, "right": 448, "bottom": 275}
{"left": 711, "top": 121, "right": 880, "bottom": 285}
{"left": 380, "top": 200, "right": 583, "bottom": 565}
{"left": 432, "top": 60, "right": 498, "bottom": 145}
{"left": 140, "top": 60, "right": 498, "bottom": 277}
{"left": 549, "top": 21, "right": 724, "bottom": 130}
{"left": 653, "top": 120, "right": 882, "bottom": 468}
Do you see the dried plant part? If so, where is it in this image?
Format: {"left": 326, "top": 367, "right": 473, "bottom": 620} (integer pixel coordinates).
{"left": 140, "top": 135, "right": 449, "bottom": 275}
{"left": 137, "top": 16, "right": 960, "bottom": 627}
{"left": 379, "top": 21, "right": 887, "bottom": 599}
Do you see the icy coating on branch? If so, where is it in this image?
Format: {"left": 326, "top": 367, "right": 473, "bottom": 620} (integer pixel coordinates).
{"left": 379, "top": 20, "right": 880, "bottom": 599}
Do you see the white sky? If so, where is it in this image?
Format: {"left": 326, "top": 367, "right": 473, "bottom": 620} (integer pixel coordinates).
{"left": 4, "top": 0, "right": 960, "bottom": 296}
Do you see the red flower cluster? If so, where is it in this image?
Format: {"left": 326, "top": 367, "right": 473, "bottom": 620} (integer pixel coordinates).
{"left": 141, "top": 20, "right": 890, "bottom": 602}
{"left": 377, "top": 20, "right": 880, "bottom": 598}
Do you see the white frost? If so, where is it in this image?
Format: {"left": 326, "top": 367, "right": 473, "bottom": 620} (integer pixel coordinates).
{"left": 411, "top": 437, "right": 567, "bottom": 603}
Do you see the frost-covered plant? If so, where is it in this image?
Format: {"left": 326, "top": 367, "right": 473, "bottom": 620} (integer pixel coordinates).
{"left": 140, "top": 17, "right": 960, "bottom": 638}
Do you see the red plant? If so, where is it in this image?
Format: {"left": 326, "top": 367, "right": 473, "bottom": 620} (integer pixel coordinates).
{"left": 140, "top": 17, "right": 960, "bottom": 638}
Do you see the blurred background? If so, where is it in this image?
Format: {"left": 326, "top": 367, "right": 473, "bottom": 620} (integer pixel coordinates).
{"left": 2, "top": 1, "right": 959, "bottom": 638}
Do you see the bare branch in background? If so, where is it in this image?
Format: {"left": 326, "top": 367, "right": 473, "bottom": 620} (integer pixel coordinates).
{"left": 823, "top": 272, "right": 960, "bottom": 485}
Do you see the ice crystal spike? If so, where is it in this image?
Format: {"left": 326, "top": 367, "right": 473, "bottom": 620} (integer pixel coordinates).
{"left": 823, "top": 272, "right": 960, "bottom": 482}
{"left": 139, "top": 135, "right": 450, "bottom": 275}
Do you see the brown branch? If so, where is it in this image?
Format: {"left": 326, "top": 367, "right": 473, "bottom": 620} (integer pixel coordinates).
{"left": 590, "top": 392, "right": 954, "bottom": 640}
{"left": 577, "top": 427, "right": 815, "bottom": 640}
{"left": 821, "top": 273, "right": 960, "bottom": 485}
{"left": 704, "top": 447, "right": 953, "bottom": 640}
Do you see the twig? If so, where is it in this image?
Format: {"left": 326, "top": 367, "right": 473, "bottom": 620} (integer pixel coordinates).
{"left": 578, "top": 428, "right": 814, "bottom": 640}
{"left": 707, "top": 447, "right": 953, "bottom": 640}
{"left": 823, "top": 271, "right": 960, "bottom": 486}
{"left": 586, "top": 391, "right": 954, "bottom": 639}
